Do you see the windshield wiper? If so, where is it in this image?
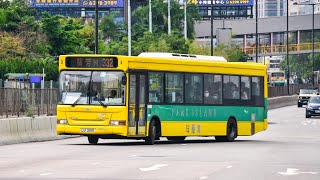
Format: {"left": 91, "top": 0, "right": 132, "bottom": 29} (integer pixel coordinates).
{"left": 72, "top": 96, "right": 82, "bottom": 107}
{"left": 97, "top": 99, "right": 107, "bottom": 107}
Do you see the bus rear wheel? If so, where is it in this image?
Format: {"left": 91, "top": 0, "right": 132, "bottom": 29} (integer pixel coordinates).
{"left": 88, "top": 136, "right": 99, "bottom": 144}
{"left": 215, "top": 118, "right": 237, "bottom": 142}
{"left": 166, "top": 136, "right": 186, "bottom": 141}
{"left": 145, "top": 121, "right": 156, "bottom": 145}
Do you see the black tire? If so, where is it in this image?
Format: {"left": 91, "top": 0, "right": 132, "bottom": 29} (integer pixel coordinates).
{"left": 145, "top": 121, "right": 156, "bottom": 145}
{"left": 306, "top": 114, "right": 311, "bottom": 118}
{"left": 215, "top": 118, "right": 237, "bottom": 142}
{"left": 298, "top": 103, "right": 302, "bottom": 107}
{"left": 88, "top": 136, "right": 99, "bottom": 144}
{"left": 166, "top": 136, "right": 186, "bottom": 141}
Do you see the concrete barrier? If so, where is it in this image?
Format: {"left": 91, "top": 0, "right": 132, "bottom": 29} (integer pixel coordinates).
{"left": 0, "top": 116, "right": 70, "bottom": 146}
{"left": 268, "top": 95, "right": 298, "bottom": 110}
{"left": 0, "top": 95, "right": 297, "bottom": 145}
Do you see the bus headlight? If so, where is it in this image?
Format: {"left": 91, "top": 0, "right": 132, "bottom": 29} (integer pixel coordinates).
{"left": 57, "top": 119, "right": 68, "bottom": 124}
{"left": 109, "top": 120, "right": 126, "bottom": 126}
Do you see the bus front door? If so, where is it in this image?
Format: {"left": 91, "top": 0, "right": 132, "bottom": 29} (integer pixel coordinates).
{"left": 128, "top": 73, "right": 147, "bottom": 137}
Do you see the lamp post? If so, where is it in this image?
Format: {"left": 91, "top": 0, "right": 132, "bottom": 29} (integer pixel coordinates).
{"left": 293, "top": 2, "right": 316, "bottom": 87}
{"left": 149, "top": 0, "right": 152, "bottom": 33}
{"left": 128, "top": 0, "right": 131, "bottom": 56}
{"left": 286, "top": 0, "right": 289, "bottom": 95}
{"left": 210, "top": 0, "right": 213, "bottom": 56}
{"left": 95, "top": 0, "right": 99, "bottom": 54}
{"left": 168, "top": 0, "right": 171, "bottom": 34}
{"left": 255, "top": 0, "right": 258, "bottom": 63}
{"left": 184, "top": 0, "right": 187, "bottom": 40}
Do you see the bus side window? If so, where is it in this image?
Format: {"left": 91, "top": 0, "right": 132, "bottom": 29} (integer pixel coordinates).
{"left": 148, "top": 72, "right": 164, "bottom": 103}
{"left": 252, "top": 77, "right": 263, "bottom": 106}
{"left": 165, "top": 73, "right": 183, "bottom": 103}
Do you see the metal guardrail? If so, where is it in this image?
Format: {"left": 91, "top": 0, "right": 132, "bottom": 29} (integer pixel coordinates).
{"left": 0, "top": 85, "right": 313, "bottom": 118}
{"left": 268, "top": 84, "right": 313, "bottom": 98}
{"left": 0, "top": 88, "right": 58, "bottom": 118}
{"left": 241, "top": 42, "right": 320, "bottom": 55}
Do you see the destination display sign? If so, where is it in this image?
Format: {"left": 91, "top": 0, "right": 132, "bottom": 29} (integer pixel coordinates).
{"left": 66, "top": 57, "right": 118, "bottom": 68}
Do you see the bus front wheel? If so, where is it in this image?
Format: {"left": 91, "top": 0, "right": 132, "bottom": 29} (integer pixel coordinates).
{"left": 145, "top": 121, "right": 156, "bottom": 145}
{"left": 215, "top": 118, "right": 237, "bottom": 142}
{"left": 88, "top": 136, "right": 99, "bottom": 144}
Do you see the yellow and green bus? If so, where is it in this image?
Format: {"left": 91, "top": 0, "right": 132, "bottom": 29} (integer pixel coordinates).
{"left": 56, "top": 53, "right": 268, "bottom": 145}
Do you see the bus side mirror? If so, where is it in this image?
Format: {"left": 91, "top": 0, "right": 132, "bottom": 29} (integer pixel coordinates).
{"left": 121, "top": 76, "right": 127, "bottom": 85}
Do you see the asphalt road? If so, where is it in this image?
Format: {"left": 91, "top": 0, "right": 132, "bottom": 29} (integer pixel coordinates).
{"left": 0, "top": 105, "right": 319, "bottom": 180}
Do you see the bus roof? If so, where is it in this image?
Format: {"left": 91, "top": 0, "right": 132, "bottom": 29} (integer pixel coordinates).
{"left": 138, "top": 52, "right": 227, "bottom": 62}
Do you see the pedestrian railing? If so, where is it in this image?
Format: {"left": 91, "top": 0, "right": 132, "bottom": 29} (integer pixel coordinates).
{"left": 0, "top": 88, "right": 58, "bottom": 118}
{"left": 268, "top": 84, "right": 313, "bottom": 98}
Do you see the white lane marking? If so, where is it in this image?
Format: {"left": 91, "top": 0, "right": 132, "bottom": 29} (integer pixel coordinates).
{"left": 200, "top": 176, "right": 208, "bottom": 179}
{"left": 19, "top": 170, "right": 25, "bottom": 173}
{"left": 226, "top": 165, "right": 232, "bottom": 169}
{"left": 139, "top": 164, "right": 169, "bottom": 172}
{"left": 91, "top": 162, "right": 99, "bottom": 165}
{"left": 131, "top": 155, "right": 137, "bottom": 157}
{"left": 278, "top": 168, "right": 318, "bottom": 176}
{"left": 40, "top": 173, "right": 52, "bottom": 176}
{"left": 181, "top": 144, "right": 187, "bottom": 146}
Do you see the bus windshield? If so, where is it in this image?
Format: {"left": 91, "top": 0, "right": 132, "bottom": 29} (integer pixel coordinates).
{"left": 59, "top": 71, "right": 126, "bottom": 106}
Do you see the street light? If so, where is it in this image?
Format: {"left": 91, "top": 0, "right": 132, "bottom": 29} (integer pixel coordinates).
{"left": 95, "top": 0, "right": 99, "bottom": 54}
{"left": 210, "top": 0, "right": 213, "bottom": 56}
{"left": 128, "top": 0, "right": 131, "bottom": 56}
{"left": 149, "top": 0, "right": 152, "bottom": 33}
{"left": 184, "top": 0, "right": 187, "bottom": 40}
{"left": 255, "top": 0, "right": 258, "bottom": 63}
{"left": 293, "top": 2, "right": 316, "bottom": 87}
{"left": 286, "top": 0, "right": 289, "bottom": 95}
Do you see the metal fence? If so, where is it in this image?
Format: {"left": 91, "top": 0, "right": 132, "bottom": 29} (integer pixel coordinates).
{"left": 0, "top": 84, "right": 313, "bottom": 118}
{"left": 0, "top": 88, "right": 58, "bottom": 118}
{"left": 268, "top": 84, "right": 313, "bottom": 98}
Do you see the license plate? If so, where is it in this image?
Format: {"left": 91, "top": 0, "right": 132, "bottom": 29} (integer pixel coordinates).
{"left": 80, "top": 128, "right": 95, "bottom": 133}
{"left": 315, "top": 110, "right": 320, "bottom": 113}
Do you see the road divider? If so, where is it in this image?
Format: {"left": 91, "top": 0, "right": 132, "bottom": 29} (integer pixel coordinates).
{"left": 0, "top": 95, "right": 298, "bottom": 145}
{"left": 268, "top": 95, "right": 298, "bottom": 110}
{"left": 0, "top": 116, "right": 71, "bottom": 145}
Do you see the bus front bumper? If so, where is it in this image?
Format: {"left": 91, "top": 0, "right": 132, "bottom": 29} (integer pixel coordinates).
{"left": 56, "top": 124, "right": 127, "bottom": 136}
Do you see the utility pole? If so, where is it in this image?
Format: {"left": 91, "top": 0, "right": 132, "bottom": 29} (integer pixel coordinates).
{"left": 128, "top": 0, "right": 131, "bottom": 56}
{"left": 95, "top": 0, "right": 98, "bottom": 54}
{"left": 149, "top": 0, "right": 152, "bottom": 33}
{"left": 184, "top": 0, "right": 187, "bottom": 40}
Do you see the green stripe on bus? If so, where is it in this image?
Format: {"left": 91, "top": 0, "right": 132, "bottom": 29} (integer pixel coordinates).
{"left": 147, "top": 105, "right": 265, "bottom": 122}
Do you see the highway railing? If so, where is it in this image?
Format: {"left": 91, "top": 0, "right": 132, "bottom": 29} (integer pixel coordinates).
{"left": 0, "top": 88, "right": 58, "bottom": 119}
{"left": 241, "top": 42, "right": 320, "bottom": 55}
{"left": 268, "top": 84, "right": 312, "bottom": 98}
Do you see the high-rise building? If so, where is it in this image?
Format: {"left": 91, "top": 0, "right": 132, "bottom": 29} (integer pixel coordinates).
{"left": 253, "top": 0, "right": 320, "bottom": 18}
{"left": 290, "top": 0, "right": 320, "bottom": 15}
{"left": 253, "top": 0, "right": 285, "bottom": 18}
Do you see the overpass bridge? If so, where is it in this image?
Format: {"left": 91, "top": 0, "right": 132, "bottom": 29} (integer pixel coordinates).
{"left": 195, "top": 14, "right": 320, "bottom": 57}
{"left": 241, "top": 42, "right": 320, "bottom": 57}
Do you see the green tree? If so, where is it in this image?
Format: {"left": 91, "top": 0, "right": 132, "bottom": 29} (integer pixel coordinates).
{"left": 0, "top": 32, "right": 25, "bottom": 58}
{"left": 100, "top": 12, "right": 123, "bottom": 41}
{"left": 41, "top": 12, "right": 88, "bottom": 55}
{"left": 131, "top": 0, "right": 200, "bottom": 41}
{"left": 213, "top": 42, "right": 247, "bottom": 62}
